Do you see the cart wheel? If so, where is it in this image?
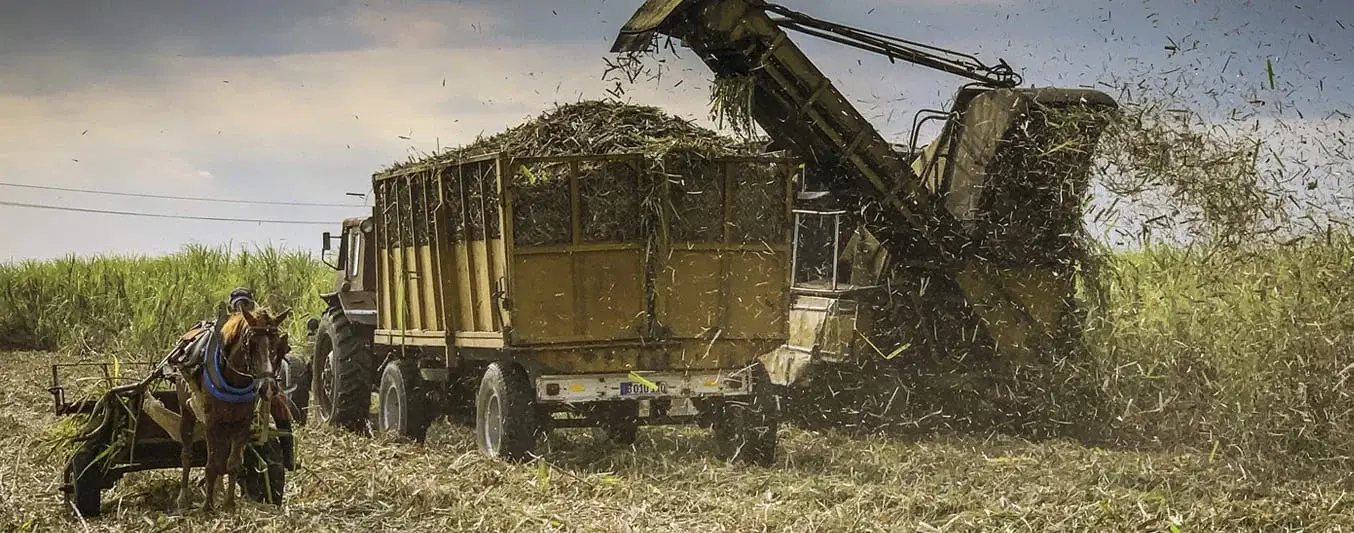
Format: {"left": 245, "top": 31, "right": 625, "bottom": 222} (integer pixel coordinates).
{"left": 65, "top": 447, "right": 104, "bottom": 517}
{"left": 590, "top": 401, "right": 639, "bottom": 446}
{"left": 711, "top": 364, "right": 779, "bottom": 467}
{"left": 475, "top": 362, "right": 540, "bottom": 462}
{"left": 377, "top": 359, "right": 432, "bottom": 442}
{"left": 241, "top": 442, "right": 286, "bottom": 505}
{"left": 281, "top": 354, "right": 312, "bottom": 425}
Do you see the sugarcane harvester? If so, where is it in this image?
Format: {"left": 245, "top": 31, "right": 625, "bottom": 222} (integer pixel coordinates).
{"left": 613, "top": 0, "right": 1118, "bottom": 386}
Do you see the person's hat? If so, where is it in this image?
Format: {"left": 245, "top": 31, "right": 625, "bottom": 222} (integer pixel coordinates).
{"left": 229, "top": 288, "right": 254, "bottom": 308}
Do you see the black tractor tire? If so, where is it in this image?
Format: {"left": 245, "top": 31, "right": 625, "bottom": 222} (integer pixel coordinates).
{"left": 475, "top": 362, "right": 540, "bottom": 462}
{"left": 377, "top": 359, "right": 433, "bottom": 442}
{"left": 241, "top": 441, "right": 286, "bottom": 505}
{"left": 280, "top": 354, "right": 312, "bottom": 426}
{"left": 65, "top": 446, "right": 104, "bottom": 517}
{"left": 311, "top": 307, "right": 374, "bottom": 432}
{"left": 591, "top": 401, "right": 640, "bottom": 446}
{"left": 711, "top": 364, "right": 780, "bottom": 467}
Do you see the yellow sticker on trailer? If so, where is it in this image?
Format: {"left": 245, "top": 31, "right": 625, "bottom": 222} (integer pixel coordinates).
{"left": 628, "top": 372, "right": 659, "bottom": 389}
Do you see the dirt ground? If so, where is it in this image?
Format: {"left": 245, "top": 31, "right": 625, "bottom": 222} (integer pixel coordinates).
{"left": 3, "top": 350, "right": 1352, "bottom": 533}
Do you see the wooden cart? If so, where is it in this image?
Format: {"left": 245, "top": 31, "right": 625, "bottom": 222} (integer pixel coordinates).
{"left": 49, "top": 352, "right": 307, "bottom": 517}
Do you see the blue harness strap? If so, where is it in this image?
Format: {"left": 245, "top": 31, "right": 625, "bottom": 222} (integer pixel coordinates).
{"left": 202, "top": 326, "right": 259, "bottom": 404}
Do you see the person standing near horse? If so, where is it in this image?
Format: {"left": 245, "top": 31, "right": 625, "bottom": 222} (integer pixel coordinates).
{"left": 170, "top": 288, "right": 264, "bottom": 362}
{"left": 228, "top": 288, "right": 256, "bottom": 313}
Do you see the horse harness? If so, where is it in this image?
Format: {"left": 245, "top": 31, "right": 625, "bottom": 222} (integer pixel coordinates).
{"left": 170, "top": 318, "right": 284, "bottom": 406}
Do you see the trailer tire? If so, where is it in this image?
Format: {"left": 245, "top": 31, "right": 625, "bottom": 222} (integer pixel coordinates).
{"left": 65, "top": 447, "right": 103, "bottom": 517}
{"left": 475, "top": 362, "right": 539, "bottom": 462}
{"left": 312, "top": 308, "right": 373, "bottom": 432}
{"left": 712, "top": 364, "right": 779, "bottom": 467}
{"left": 591, "top": 401, "right": 639, "bottom": 446}
{"left": 281, "top": 354, "right": 311, "bottom": 426}
{"left": 241, "top": 441, "right": 286, "bottom": 505}
{"left": 378, "top": 359, "right": 432, "bottom": 442}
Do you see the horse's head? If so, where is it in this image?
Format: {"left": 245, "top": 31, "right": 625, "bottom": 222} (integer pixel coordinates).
{"left": 222, "top": 308, "right": 293, "bottom": 393}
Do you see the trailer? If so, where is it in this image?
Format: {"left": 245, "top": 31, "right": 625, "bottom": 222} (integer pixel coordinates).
{"left": 308, "top": 149, "right": 798, "bottom": 465}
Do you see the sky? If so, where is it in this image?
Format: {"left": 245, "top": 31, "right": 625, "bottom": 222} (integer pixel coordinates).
{"left": 0, "top": 0, "right": 1349, "bottom": 260}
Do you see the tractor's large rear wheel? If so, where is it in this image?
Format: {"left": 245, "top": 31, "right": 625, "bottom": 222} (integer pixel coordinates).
{"left": 312, "top": 308, "right": 374, "bottom": 432}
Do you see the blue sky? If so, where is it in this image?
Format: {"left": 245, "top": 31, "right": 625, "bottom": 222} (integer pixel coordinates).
{"left": 0, "top": 0, "right": 1349, "bottom": 259}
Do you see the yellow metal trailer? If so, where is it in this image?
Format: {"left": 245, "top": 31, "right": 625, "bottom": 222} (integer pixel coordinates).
{"left": 310, "top": 150, "right": 798, "bottom": 465}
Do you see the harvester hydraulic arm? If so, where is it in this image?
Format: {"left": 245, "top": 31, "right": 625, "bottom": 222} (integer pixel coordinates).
{"left": 613, "top": 0, "right": 1015, "bottom": 259}
{"left": 756, "top": 2, "right": 1022, "bottom": 89}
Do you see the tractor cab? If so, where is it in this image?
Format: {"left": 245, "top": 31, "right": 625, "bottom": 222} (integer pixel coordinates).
{"left": 316, "top": 217, "right": 378, "bottom": 328}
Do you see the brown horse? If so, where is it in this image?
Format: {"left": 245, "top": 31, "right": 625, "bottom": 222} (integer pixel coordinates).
{"left": 174, "top": 307, "right": 291, "bottom": 511}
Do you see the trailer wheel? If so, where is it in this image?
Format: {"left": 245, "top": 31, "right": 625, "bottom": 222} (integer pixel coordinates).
{"left": 65, "top": 447, "right": 104, "bottom": 517}
{"left": 378, "top": 359, "right": 432, "bottom": 442}
{"left": 712, "top": 364, "right": 779, "bottom": 466}
{"left": 281, "top": 354, "right": 311, "bottom": 425}
{"left": 475, "top": 362, "right": 539, "bottom": 462}
{"left": 312, "top": 308, "right": 373, "bottom": 432}
{"left": 241, "top": 441, "right": 286, "bottom": 505}
{"left": 591, "top": 401, "right": 639, "bottom": 446}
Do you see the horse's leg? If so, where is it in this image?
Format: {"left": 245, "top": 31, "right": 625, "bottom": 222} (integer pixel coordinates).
{"left": 176, "top": 383, "right": 196, "bottom": 510}
{"left": 204, "top": 424, "right": 227, "bottom": 512}
{"left": 224, "top": 426, "right": 250, "bottom": 510}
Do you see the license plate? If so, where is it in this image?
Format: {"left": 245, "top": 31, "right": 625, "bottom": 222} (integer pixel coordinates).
{"left": 619, "top": 381, "right": 666, "bottom": 396}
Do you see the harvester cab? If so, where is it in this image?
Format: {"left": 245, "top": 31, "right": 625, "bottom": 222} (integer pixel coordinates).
{"left": 614, "top": 0, "right": 1118, "bottom": 386}
{"left": 764, "top": 189, "right": 891, "bottom": 385}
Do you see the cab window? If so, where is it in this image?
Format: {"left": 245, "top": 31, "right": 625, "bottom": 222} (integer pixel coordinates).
{"left": 347, "top": 230, "right": 363, "bottom": 282}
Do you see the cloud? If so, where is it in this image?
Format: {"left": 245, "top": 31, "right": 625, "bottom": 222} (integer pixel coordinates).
{"left": 1, "top": 0, "right": 1349, "bottom": 260}
{"left": 346, "top": 1, "right": 504, "bottom": 48}
{"left": 0, "top": 4, "right": 727, "bottom": 259}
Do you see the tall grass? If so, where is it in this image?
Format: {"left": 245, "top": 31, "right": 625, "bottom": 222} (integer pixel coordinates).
{"left": 3, "top": 238, "right": 1352, "bottom": 462}
{"left": 1088, "top": 234, "right": 1354, "bottom": 461}
{"left": 0, "top": 244, "right": 332, "bottom": 355}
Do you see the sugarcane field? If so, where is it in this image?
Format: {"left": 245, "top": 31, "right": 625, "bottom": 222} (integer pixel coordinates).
{"left": 1, "top": 1, "right": 1352, "bottom": 531}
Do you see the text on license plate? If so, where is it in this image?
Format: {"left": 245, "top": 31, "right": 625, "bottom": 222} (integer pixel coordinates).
{"left": 620, "top": 381, "right": 667, "bottom": 396}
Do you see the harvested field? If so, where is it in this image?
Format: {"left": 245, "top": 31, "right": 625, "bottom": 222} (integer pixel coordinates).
{"left": 4, "top": 350, "right": 1354, "bottom": 533}
{"left": 3, "top": 239, "right": 1354, "bottom": 531}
